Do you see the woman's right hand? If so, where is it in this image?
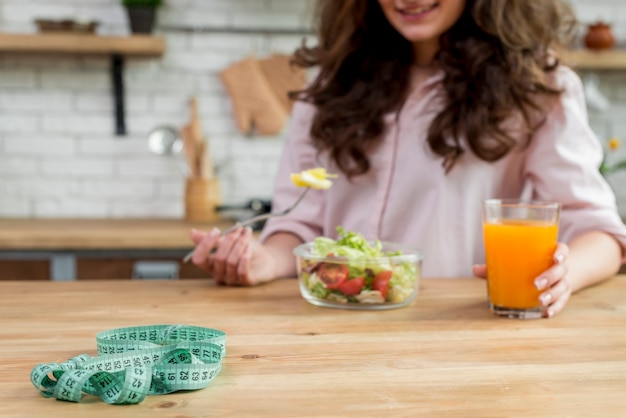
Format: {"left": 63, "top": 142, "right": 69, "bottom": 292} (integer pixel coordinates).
{"left": 189, "top": 227, "right": 279, "bottom": 286}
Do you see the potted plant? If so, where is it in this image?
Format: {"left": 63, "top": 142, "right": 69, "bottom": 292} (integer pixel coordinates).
{"left": 122, "top": 0, "right": 163, "bottom": 34}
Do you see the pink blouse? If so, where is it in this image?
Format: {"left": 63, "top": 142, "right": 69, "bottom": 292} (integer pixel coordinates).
{"left": 260, "top": 66, "right": 626, "bottom": 277}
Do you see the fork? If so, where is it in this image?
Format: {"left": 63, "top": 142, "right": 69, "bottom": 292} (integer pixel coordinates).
{"left": 183, "top": 187, "right": 311, "bottom": 263}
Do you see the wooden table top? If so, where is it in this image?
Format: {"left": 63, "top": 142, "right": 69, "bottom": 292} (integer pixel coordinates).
{"left": 0, "top": 218, "right": 230, "bottom": 250}
{"left": 1, "top": 276, "right": 625, "bottom": 417}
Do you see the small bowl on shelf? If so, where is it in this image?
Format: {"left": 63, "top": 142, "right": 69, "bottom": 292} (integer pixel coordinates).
{"left": 293, "top": 241, "right": 423, "bottom": 310}
{"left": 35, "top": 19, "right": 99, "bottom": 34}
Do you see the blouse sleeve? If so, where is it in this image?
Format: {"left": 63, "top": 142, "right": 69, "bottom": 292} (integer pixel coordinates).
{"left": 258, "top": 101, "right": 325, "bottom": 244}
{"left": 524, "top": 67, "right": 626, "bottom": 261}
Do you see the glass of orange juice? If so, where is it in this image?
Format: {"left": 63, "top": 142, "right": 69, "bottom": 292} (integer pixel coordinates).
{"left": 482, "top": 199, "right": 560, "bottom": 319}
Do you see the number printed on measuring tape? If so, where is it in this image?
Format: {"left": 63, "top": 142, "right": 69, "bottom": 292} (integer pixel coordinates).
{"left": 30, "top": 325, "right": 226, "bottom": 405}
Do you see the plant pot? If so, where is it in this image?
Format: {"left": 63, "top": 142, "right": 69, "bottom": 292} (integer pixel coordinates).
{"left": 125, "top": 6, "right": 157, "bottom": 34}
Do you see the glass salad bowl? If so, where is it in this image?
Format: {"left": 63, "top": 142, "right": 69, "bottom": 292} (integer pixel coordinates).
{"left": 293, "top": 235, "right": 423, "bottom": 310}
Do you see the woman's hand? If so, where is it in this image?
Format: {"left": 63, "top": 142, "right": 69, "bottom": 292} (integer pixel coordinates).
{"left": 473, "top": 243, "right": 572, "bottom": 318}
{"left": 534, "top": 243, "right": 571, "bottom": 317}
{"left": 189, "top": 227, "right": 279, "bottom": 286}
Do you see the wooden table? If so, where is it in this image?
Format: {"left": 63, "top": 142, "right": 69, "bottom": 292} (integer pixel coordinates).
{"left": 1, "top": 276, "right": 625, "bottom": 417}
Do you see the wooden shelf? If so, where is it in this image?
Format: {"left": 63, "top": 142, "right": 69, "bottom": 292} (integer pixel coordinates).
{"left": 562, "top": 49, "right": 626, "bottom": 70}
{"left": 0, "top": 33, "right": 165, "bottom": 56}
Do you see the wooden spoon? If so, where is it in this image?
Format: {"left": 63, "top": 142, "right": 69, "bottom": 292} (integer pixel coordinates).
{"left": 180, "top": 124, "right": 198, "bottom": 178}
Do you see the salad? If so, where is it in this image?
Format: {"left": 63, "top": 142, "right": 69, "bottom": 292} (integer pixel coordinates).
{"left": 296, "top": 227, "right": 419, "bottom": 305}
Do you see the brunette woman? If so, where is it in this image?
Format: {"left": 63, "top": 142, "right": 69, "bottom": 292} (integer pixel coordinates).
{"left": 190, "top": 0, "right": 626, "bottom": 317}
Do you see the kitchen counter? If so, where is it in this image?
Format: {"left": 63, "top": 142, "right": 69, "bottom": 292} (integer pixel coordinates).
{"left": 1, "top": 276, "right": 625, "bottom": 416}
{"left": 3, "top": 218, "right": 623, "bottom": 280}
{"left": 0, "top": 218, "right": 229, "bottom": 280}
{"left": 0, "top": 218, "right": 229, "bottom": 250}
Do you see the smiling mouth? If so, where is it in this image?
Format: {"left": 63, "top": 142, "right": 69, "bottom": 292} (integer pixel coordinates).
{"left": 397, "top": 2, "right": 438, "bottom": 16}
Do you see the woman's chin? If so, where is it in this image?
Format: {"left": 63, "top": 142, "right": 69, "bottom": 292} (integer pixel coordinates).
{"left": 396, "top": 28, "right": 439, "bottom": 45}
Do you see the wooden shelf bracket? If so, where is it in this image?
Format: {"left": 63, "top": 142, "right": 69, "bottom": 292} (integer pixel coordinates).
{"left": 111, "top": 53, "right": 126, "bottom": 135}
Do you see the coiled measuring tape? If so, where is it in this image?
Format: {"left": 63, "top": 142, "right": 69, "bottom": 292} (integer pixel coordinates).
{"left": 30, "top": 325, "right": 226, "bottom": 405}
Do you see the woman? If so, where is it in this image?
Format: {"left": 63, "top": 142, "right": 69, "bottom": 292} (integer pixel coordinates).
{"left": 190, "top": 0, "right": 626, "bottom": 317}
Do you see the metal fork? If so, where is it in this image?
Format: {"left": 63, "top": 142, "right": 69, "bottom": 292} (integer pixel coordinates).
{"left": 183, "top": 187, "right": 311, "bottom": 263}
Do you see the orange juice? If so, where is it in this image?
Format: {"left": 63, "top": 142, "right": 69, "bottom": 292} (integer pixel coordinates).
{"left": 483, "top": 219, "right": 558, "bottom": 309}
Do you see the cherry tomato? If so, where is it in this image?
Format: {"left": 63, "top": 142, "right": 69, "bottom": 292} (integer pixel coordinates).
{"left": 337, "top": 276, "right": 365, "bottom": 296}
{"left": 373, "top": 270, "right": 392, "bottom": 298}
{"left": 317, "top": 263, "right": 349, "bottom": 289}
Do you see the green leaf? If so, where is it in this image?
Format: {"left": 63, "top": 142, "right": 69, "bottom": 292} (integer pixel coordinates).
{"left": 600, "top": 159, "right": 626, "bottom": 176}
{"left": 612, "top": 160, "right": 626, "bottom": 171}
{"left": 600, "top": 161, "right": 609, "bottom": 176}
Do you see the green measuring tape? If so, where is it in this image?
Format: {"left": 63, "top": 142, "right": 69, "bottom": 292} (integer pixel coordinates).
{"left": 30, "top": 325, "right": 226, "bottom": 405}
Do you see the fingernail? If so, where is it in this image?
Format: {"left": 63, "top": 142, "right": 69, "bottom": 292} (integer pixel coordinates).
{"left": 535, "top": 277, "right": 548, "bottom": 290}
{"left": 554, "top": 253, "right": 565, "bottom": 264}
{"left": 210, "top": 227, "right": 220, "bottom": 236}
{"left": 540, "top": 293, "right": 552, "bottom": 305}
{"left": 546, "top": 308, "right": 554, "bottom": 318}
{"left": 191, "top": 228, "right": 198, "bottom": 234}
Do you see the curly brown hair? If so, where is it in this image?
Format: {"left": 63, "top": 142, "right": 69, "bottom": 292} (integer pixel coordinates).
{"left": 291, "top": 0, "right": 577, "bottom": 176}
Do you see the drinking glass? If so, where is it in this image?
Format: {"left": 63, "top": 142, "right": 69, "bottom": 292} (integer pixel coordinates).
{"left": 482, "top": 199, "right": 561, "bottom": 319}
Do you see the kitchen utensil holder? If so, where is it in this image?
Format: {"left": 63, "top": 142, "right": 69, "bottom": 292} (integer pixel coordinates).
{"left": 185, "top": 177, "right": 221, "bottom": 222}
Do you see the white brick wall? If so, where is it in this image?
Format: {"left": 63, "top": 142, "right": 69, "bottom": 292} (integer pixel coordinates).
{"left": 0, "top": 0, "right": 624, "bottom": 219}
{"left": 0, "top": 0, "right": 314, "bottom": 218}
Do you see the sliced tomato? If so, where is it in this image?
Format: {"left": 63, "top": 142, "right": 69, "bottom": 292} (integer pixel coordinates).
{"left": 317, "top": 263, "right": 349, "bottom": 289}
{"left": 337, "top": 276, "right": 365, "bottom": 296}
{"left": 372, "top": 270, "right": 392, "bottom": 299}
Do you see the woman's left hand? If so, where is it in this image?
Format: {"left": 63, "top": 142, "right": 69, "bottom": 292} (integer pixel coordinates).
{"left": 472, "top": 243, "right": 572, "bottom": 318}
